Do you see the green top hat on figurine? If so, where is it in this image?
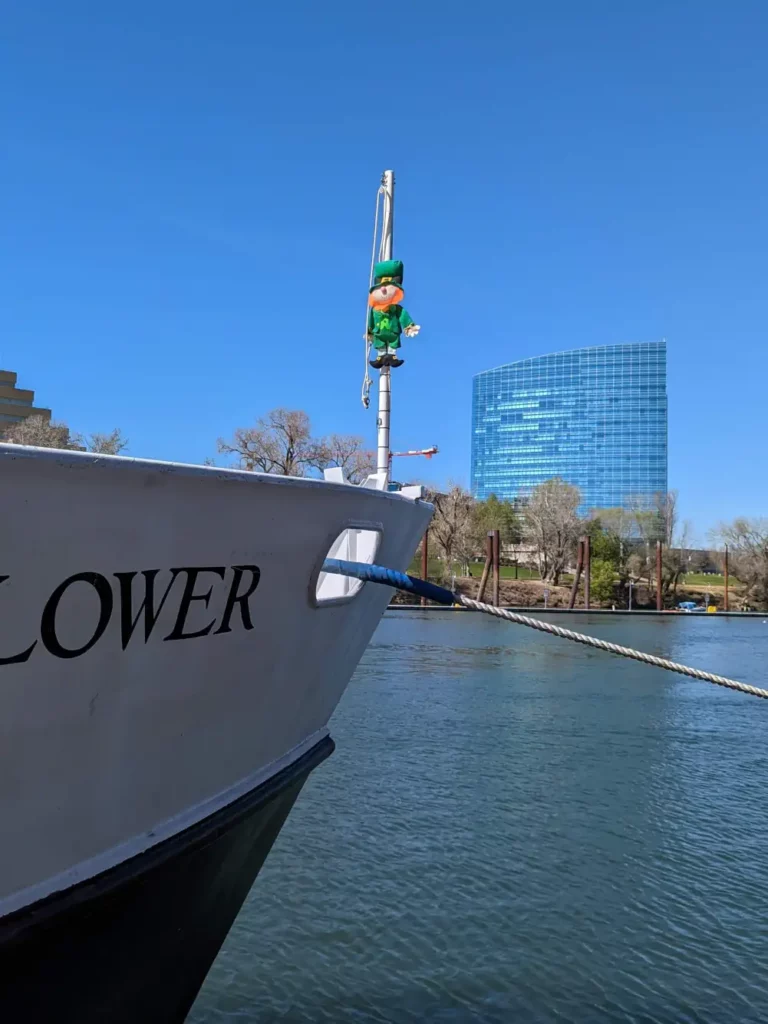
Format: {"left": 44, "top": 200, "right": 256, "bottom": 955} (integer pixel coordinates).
{"left": 370, "top": 259, "right": 404, "bottom": 290}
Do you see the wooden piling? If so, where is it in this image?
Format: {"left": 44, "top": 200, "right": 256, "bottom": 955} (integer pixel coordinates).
{"left": 568, "top": 539, "right": 584, "bottom": 610}
{"left": 420, "top": 528, "right": 429, "bottom": 607}
{"left": 477, "top": 532, "right": 493, "bottom": 603}
{"left": 492, "top": 529, "right": 500, "bottom": 607}
{"left": 583, "top": 534, "right": 591, "bottom": 610}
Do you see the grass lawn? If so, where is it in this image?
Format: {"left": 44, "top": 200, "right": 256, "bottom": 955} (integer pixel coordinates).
{"left": 407, "top": 557, "right": 542, "bottom": 581}
{"left": 682, "top": 573, "right": 735, "bottom": 587}
{"left": 406, "top": 562, "right": 735, "bottom": 589}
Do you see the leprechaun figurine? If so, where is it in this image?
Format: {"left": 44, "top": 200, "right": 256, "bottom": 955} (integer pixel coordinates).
{"left": 367, "top": 259, "right": 420, "bottom": 368}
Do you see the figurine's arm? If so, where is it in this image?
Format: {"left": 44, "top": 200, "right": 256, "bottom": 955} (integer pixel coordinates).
{"left": 399, "top": 306, "right": 420, "bottom": 338}
{"left": 367, "top": 307, "right": 374, "bottom": 337}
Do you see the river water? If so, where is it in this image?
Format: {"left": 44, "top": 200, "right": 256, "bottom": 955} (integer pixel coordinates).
{"left": 190, "top": 612, "right": 768, "bottom": 1024}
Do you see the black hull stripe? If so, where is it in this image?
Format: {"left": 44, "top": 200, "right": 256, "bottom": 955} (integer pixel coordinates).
{"left": 0, "top": 734, "right": 334, "bottom": 1023}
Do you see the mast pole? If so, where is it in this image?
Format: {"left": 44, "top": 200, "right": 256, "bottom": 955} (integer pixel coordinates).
{"left": 376, "top": 169, "right": 395, "bottom": 484}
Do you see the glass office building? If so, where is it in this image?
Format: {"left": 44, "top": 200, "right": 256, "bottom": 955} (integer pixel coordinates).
{"left": 471, "top": 341, "right": 667, "bottom": 513}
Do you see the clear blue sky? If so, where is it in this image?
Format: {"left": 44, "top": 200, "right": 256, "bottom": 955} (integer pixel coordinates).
{"left": 4, "top": 1, "right": 766, "bottom": 541}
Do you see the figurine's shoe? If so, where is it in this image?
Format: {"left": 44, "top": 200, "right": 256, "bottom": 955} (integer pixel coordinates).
{"left": 369, "top": 357, "right": 384, "bottom": 369}
{"left": 389, "top": 357, "right": 404, "bottom": 367}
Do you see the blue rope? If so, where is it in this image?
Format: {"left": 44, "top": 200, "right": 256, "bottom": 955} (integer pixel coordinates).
{"left": 322, "top": 558, "right": 454, "bottom": 605}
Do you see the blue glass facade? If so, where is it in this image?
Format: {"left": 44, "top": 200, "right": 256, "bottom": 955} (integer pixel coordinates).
{"left": 471, "top": 342, "right": 667, "bottom": 513}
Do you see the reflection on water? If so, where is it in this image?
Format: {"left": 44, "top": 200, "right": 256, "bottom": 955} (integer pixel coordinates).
{"left": 190, "top": 613, "right": 768, "bottom": 1023}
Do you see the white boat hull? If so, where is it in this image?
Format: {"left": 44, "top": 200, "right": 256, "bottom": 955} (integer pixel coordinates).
{"left": 0, "top": 445, "right": 431, "bottom": 1021}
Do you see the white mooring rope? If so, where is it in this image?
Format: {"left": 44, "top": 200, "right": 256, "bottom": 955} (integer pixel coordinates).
{"left": 322, "top": 559, "right": 768, "bottom": 702}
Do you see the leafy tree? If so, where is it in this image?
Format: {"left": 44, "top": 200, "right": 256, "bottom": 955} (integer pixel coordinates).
{"left": 587, "top": 507, "right": 636, "bottom": 563}
{"left": 473, "top": 494, "right": 522, "bottom": 550}
{"left": 590, "top": 559, "right": 617, "bottom": 604}
{"left": 587, "top": 508, "right": 642, "bottom": 605}
{"left": 586, "top": 518, "right": 622, "bottom": 565}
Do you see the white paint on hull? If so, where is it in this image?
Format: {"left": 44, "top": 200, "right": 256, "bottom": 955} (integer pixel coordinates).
{"left": 0, "top": 445, "right": 431, "bottom": 917}
{"left": 0, "top": 729, "right": 328, "bottom": 919}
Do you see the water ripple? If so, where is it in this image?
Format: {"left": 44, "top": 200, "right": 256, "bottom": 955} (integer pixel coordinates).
{"left": 191, "top": 613, "right": 768, "bottom": 1023}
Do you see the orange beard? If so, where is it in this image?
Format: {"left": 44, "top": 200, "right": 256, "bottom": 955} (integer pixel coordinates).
{"left": 369, "top": 287, "right": 404, "bottom": 310}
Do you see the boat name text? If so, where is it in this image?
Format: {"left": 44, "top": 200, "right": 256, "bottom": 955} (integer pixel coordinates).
{"left": 0, "top": 565, "right": 262, "bottom": 664}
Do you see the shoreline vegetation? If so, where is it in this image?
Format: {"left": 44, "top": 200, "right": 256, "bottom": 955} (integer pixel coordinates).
{"left": 415, "top": 479, "right": 766, "bottom": 612}
{"left": 399, "top": 563, "right": 740, "bottom": 610}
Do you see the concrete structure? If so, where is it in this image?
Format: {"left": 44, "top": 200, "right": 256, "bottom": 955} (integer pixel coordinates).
{"left": 0, "top": 370, "right": 51, "bottom": 427}
{"left": 471, "top": 341, "right": 668, "bottom": 515}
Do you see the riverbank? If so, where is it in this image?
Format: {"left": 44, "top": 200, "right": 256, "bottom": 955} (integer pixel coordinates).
{"left": 390, "top": 575, "right": 749, "bottom": 611}
{"left": 387, "top": 605, "right": 767, "bottom": 616}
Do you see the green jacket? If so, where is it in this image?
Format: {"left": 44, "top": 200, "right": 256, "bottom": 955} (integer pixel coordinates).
{"left": 368, "top": 305, "right": 414, "bottom": 346}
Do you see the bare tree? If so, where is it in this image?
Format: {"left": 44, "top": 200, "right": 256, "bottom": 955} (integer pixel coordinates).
{"left": 713, "top": 518, "right": 768, "bottom": 610}
{"left": 217, "top": 409, "right": 317, "bottom": 476}
{"left": 217, "top": 408, "right": 377, "bottom": 484}
{"left": 454, "top": 516, "right": 480, "bottom": 578}
{"left": 625, "top": 491, "right": 675, "bottom": 584}
{"left": 80, "top": 428, "right": 129, "bottom": 455}
{"left": 524, "top": 477, "right": 582, "bottom": 585}
{"left": 1, "top": 416, "right": 129, "bottom": 455}
{"left": 429, "top": 484, "right": 476, "bottom": 579}
{"left": 661, "top": 517, "right": 692, "bottom": 600}
{"left": 311, "top": 433, "right": 375, "bottom": 484}
{"left": 631, "top": 491, "right": 690, "bottom": 601}
{"left": 626, "top": 552, "right": 644, "bottom": 580}
{"left": 657, "top": 490, "right": 678, "bottom": 547}
{"left": 0, "top": 415, "right": 78, "bottom": 450}
{"left": 627, "top": 491, "right": 669, "bottom": 544}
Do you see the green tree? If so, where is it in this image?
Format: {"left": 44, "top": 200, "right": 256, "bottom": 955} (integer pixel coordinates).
{"left": 590, "top": 559, "right": 617, "bottom": 604}
{"left": 586, "top": 518, "right": 622, "bottom": 565}
{"left": 588, "top": 507, "right": 649, "bottom": 605}
{"left": 473, "top": 494, "right": 522, "bottom": 549}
